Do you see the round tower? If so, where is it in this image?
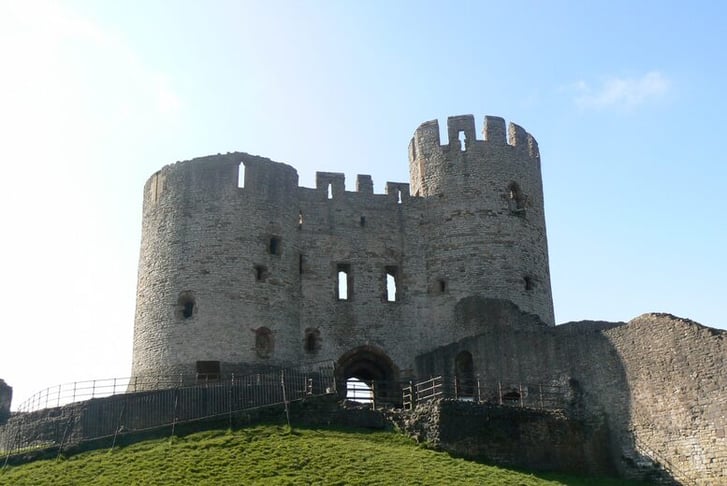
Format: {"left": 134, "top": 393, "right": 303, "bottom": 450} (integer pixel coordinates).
{"left": 131, "top": 153, "right": 303, "bottom": 383}
{"left": 408, "top": 115, "right": 555, "bottom": 325}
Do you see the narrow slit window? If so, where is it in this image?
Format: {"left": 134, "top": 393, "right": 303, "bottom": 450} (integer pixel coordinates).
{"left": 238, "top": 163, "right": 245, "bottom": 188}
{"left": 298, "top": 211, "right": 303, "bottom": 229}
{"left": 299, "top": 254, "right": 304, "bottom": 274}
{"left": 397, "top": 189, "right": 402, "bottom": 204}
{"left": 438, "top": 279, "right": 447, "bottom": 293}
{"left": 458, "top": 130, "right": 466, "bottom": 151}
{"left": 524, "top": 276, "right": 534, "bottom": 291}
{"left": 183, "top": 301, "right": 194, "bottom": 318}
{"left": 385, "top": 266, "right": 398, "bottom": 302}
{"left": 327, "top": 183, "right": 333, "bottom": 200}
{"left": 360, "top": 215, "right": 366, "bottom": 227}
{"left": 337, "top": 263, "right": 351, "bottom": 301}
{"left": 255, "top": 265, "right": 267, "bottom": 282}
{"left": 269, "top": 236, "right": 281, "bottom": 255}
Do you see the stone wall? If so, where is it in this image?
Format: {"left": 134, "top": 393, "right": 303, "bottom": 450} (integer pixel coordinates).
{"left": 131, "top": 114, "right": 555, "bottom": 385}
{"left": 602, "top": 314, "right": 727, "bottom": 484}
{"left": 396, "top": 399, "right": 615, "bottom": 475}
{"left": 415, "top": 309, "right": 727, "bottom": 484}
{"left": 0, "top": 379, "right": 13, "bottom": 424}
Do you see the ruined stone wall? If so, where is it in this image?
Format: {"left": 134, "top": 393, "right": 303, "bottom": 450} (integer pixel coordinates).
{"left": 397, "top": 399, "right": 615, "bottom": 475}
{"left": 415, "top": 308, "right": 727, "bottom": 484}
{"left": 131, "top": 115, "right": 555, "bottom": 383}
{"left": 602, "top": 314, "right": 727, "bottom": 484}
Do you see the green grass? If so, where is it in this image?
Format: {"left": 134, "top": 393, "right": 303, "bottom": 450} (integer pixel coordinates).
{"left": 0, "top": 425, "right": 647, "bottom": 485}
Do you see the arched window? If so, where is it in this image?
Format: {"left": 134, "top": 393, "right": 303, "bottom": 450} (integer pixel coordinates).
{"left": 176, "top": 291, "right": 196, "bottom": 320}
{"left": 507, "top": 182, "right": 527, "bottom": 213}
{"left": 454, "top": 351, "right": 475, "bottom": 399}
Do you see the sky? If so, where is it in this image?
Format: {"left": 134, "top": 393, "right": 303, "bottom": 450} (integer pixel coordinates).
{"left": 1, "top": 0, "right": 726, "bottom": 408}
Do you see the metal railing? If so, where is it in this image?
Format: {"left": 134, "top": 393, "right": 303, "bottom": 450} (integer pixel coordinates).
{"left": 403, "top": 376, "right": 566, "bottom": 411}
{"left": 1, "top": 363, "right": 336, "bottom": 459}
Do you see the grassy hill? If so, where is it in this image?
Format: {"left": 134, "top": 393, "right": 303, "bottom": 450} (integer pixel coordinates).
{"left": 0, "top": 425, "right": 648, "bottom": 485}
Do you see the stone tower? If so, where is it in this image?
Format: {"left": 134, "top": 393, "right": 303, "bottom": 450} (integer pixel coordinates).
{"left": 130, "top": 114, "right": 554, "bottom": 388}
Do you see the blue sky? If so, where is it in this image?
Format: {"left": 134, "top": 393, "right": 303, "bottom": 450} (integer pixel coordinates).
{"left": 1, "top": 0, "right": 725, "bottom": 407}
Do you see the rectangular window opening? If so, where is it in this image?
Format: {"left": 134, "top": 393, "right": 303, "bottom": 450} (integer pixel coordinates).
{"left": 327, "top": 183, "right": 333, "bottom": 200}
{"left": 386, "top": 266, "right": 398, "bottom": 302}
{"left": 255, "top": 265, "right": 267, "bottom": 281}
{"left": 360, "top": 215, "right": 366, "bottom": 227}
{"left": 299, "top": 254, "right": 304, "bottom": 275}
{"left": 196, "top": 360, "right": 221, "bottom": 382}
{"left": 438, "top": 279, "right": 447, "bottom": 293}
{"left": 238, "top": 163, "right": 245, "bottom": 188}
{"left": 337, "top": 264, "right": 351, "bottom": 301}
{"left": 269, "top": 236, "right": 280, "bottom": 255}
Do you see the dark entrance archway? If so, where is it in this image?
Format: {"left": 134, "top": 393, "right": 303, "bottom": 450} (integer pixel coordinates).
{"left": 337, "top": 346, "right": 399, "bottom": 406}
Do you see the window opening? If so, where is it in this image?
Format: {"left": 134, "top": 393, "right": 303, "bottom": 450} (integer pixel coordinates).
{"left": 524, "top": 276, "right": 534, "bottom": 291}
{"left": 238, "top": 163, "right": 245, "bottom": 188}
{"left": 196, "top": 361, "right": 220, "bottom": 382}
{"left": 298, "top": 211, "right": 303, "bottom": 229}
{"left": 176, "top": 292, "right": 196, "bottom": 320}
{"left": 269, "top": 236, "right": 280, "bottom": 255}
{"left": 508, "top": 182, "right": 526, "bottom": 213}
{"left": 345, "top": 377, "right": 373, "bottom": 404}
{"left": 303, "top": 328, "right": 320, "bottom": 353}
{"left": 327, "top": 183, "right": 333, "bottom": 200}
{"left": 397, "top": 188, "right": 402, "bottom": 204}
{"left": 360, "top": 215, "right": 366, "bottom": 227}
{"left": 337, "top": 263, "right": 351, "bottom": 300}
{"left": 385, "top": 266, "right": 398, "bottom": 302}
{"left": 458, "top": 130, "right": 466, "bottom": 151}
{"left": 438, "top": 279, "right": 447, "bottom": 293}
{"left": 183, "top": 301, "right": 194, "bottom": 318}
{"left": 255, "top": 265, "right": 267, "bottom": 282}
{"left": 299, "top": 254, "right": 304, "bottom": 275}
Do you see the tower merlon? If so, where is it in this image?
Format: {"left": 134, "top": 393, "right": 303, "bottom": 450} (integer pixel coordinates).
{"left": 385, "top": 182, "right": 410, "bottom": 201}
{"left": 316, "top": 172, "right": 345, "bottom": 198}
{"left": 483, "top": 116, "right": 507, "bottom": 144}
{"left": 508, "top": 123, "right": 540, "bottom": 159}
{"left": 447, "top": 115, "right": 477, "bottom": 151}
{"left": 356, "top": 174, "right": 374, "bottom": 194}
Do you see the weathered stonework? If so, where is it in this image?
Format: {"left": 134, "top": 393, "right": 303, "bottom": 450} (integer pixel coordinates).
{"left": 131, "top": 115, "right": 554, "bottom": 385}
{"left": 126, "top": 113, "right": 726, "bottom": 483}
{"left": 0, "top": 379, "right": 12, "bottom": 424}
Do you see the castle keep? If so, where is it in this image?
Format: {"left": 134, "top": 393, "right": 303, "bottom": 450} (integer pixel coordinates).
{"left": 131, "top": 115, "right": 554, "bottom": 386}
{"left": 99, "top": 113, "right": 727, "bottom": 481}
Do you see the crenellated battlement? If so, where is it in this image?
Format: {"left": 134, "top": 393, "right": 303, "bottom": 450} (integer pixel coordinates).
{"left": 409, "top": 114, "right": 540, "bottom": 161}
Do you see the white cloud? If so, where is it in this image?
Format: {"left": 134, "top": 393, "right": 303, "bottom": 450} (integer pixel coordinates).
{"left": 573, "top": 71, "right": 670, "bottom": 110}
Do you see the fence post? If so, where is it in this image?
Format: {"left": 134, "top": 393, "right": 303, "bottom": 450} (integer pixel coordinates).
{"left": 539, "top": 384, "right": 544, "bottom": 409}
{"left": 519, "top": 384, "right": 524, "bottom": 408}
{"left": 371, "top": 380, "right": 376, "bottom": 410}
{"left": 281, "top": 370, "right": 291, "bottom": 428}
{"left": 477, "top": 378, "right": 481, "bottom": 403}
{"left": 57, "top": 384, "right": 62, "bottom": 408}
{"left": 498, "top": 381, "right": 503, "bottom": 405}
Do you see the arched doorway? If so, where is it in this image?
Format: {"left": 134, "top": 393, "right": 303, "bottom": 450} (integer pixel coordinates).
{"left": 337, "top": 346, "right": 399, "bottom": 406}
